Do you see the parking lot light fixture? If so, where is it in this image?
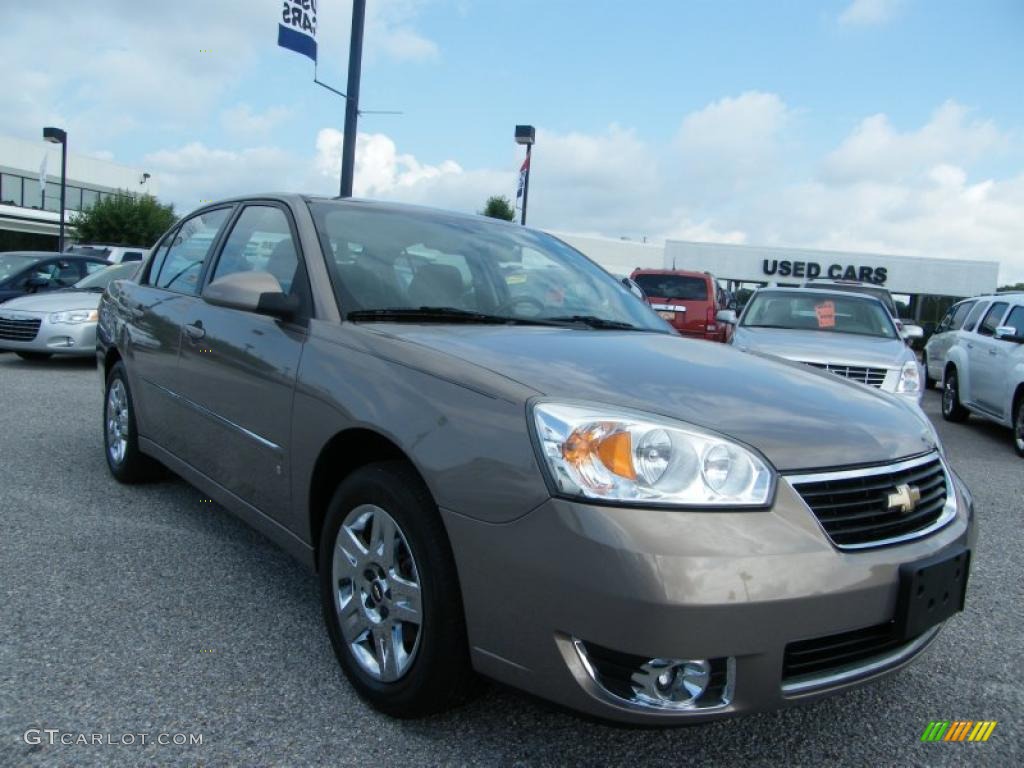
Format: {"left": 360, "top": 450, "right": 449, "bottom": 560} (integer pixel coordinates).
{"left": 43, "top": 126, "right": 68, "bottom": 252}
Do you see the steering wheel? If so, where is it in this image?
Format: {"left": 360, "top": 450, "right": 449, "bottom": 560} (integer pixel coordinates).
{"left": 495, "top": 296, "right": 547, "bottom": 318}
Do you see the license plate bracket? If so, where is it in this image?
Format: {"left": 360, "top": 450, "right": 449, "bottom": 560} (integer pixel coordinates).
{"left": 896, "top": 548, "right": 970, "bottom": 641}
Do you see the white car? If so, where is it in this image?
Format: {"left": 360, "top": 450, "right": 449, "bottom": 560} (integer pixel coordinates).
{"left": 941, "top": 293, "right": 1024, "bottom": 456}
{"left": 923, "top": 298, "right": 980, "bottom": 389}
{"left": 65, "top": 244, "right": 149, "bottom": 264}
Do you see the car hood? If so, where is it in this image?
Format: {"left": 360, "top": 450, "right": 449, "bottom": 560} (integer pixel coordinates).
{"left": 732, "top": 327, "right": 912, "bottom": 368}
{"left": 364, "top": 324, "right": 936, "bottom": 472}
{"left": 0, "top": 291, "right": 101, "bottom": 313}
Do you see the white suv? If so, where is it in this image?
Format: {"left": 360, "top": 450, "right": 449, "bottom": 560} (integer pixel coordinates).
{"left": 941, "top": 293, "right": 1024, "bottom": 456}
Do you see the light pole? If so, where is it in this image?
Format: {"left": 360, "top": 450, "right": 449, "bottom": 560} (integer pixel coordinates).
{"left": 43, "top": 127, "right": 67, "bottom": 252}
{"left": 515, "top": 125, "right": 535, "bottom": 226}
{"left": 339, "top": 0, "right": 366, "bottom": 198}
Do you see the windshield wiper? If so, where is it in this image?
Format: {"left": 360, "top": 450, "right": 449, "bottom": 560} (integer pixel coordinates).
{"left": 347, "top": 307, "right": 562, "bottom": 326}
{"left": 546, "top": 314, "right": 641, "bottom": 330}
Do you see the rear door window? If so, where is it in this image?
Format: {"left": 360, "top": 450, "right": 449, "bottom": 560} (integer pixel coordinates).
{"left": 633, "top": 274, "right": 708, "bottom": 301}
{"left": 153, "top": 208, "right": 231, "bottom": 295}
{"left": 977, "top": 302, "right": 1008, "bottom": 337}
{"left": 962, "top": 301, "right": 989, "bottom": 332}
{"left": 949, "top": 301, "right": 975, "bottom": 330}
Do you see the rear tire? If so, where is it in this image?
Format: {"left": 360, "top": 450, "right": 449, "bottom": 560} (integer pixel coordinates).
{"left": 318, "top": 461, "right": 479, "bottom": 717}
{"left": 104, "top": 361, "right": 162, "bottom": 483}
{"left": 1013, "top": 398, "right": 1024, "bottom": 458}
{"left": 941, "top": 369, "right": 969, "bottom": 423}
{"left": 922, "top": 353, "right": 936, "bottom": 389}
{"left": 16, "top": 351, "right": 52, "bottom": 361}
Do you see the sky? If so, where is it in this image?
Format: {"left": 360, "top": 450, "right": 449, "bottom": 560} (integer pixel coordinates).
{"left": 2, "top": 0, "right": 1023, "bottom": 282}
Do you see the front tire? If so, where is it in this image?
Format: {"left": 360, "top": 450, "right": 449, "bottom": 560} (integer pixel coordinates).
{"left": 941, "top": 369, "right": 969, "bottom": 423}
{"left": 318, "top": 461, "right": 478, "bottom": 717}
{"left": 104, "top": 362, "right": 162, "bottom": 483}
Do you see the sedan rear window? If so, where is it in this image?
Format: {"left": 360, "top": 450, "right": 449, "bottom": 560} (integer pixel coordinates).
{"left": 633, "top": 274, "right": 707, "bottom": 301}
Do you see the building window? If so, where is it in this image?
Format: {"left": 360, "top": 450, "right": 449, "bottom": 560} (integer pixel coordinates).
{"left": 1, "top": 174, "right": 22, "bottom": 207}
{"left": 43, "top": 182, "right": 63, "bottom": 212}
{"left": 81, "top": 189, "right": 99, "bottom": 210}
{"left": 23, "top": 178, "right": 42, "bottom": 209}
{"left": 65, "top": 186, "right": 83, "bottom": 212}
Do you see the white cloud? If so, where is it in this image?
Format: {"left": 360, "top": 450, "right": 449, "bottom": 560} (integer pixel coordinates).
{"left": 822, "top": 101, "right": 1006, "bottom": 183}
{"left": 839, "top": 0, "right": 902, "bottom": 26}
{"left": 220, "top": 105, "right": 293, "bottom": 140}
{"left": 143, "top": 93, "right": 1024, "bottom": 284}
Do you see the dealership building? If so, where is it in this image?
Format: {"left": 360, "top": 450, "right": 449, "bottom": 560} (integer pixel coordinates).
{"left": 0, "top": 133, "right": 157, "bottom": 252}
{"left": 556, "top": 233, "right": 1000, "bottom": 331}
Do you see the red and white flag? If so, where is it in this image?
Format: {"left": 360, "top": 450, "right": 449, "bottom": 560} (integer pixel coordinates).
{"left": 516, "top": 154, "right": 530, "bottom": 205}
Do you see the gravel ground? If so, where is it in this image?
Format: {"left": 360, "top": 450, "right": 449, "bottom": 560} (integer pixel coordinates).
{"left": 0, "top": 354, "right": 1020, "bottom": 767}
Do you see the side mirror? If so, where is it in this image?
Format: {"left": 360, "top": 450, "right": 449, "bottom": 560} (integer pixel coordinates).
{"left": 901, "top": 323, "right": 924, "bottom": 341}
{"left": 203, "top": 271, "right": 298, "bottom": 320}
{"left": 621, "top": 277, "right": 645, "bottom": 300}
{"left": 716, "top": 309, "right": 738, "bottom": 325}
{"left": 995, "top": 326, "right": 1024, "bottom": 343}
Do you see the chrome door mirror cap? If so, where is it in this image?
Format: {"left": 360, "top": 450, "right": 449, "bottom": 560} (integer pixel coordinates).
{"left": 716, "top": 309, "right": 738, "bottom": 325}
{"left": 900, "top": 323, "right": 924, "bottom": 340}
{"left": 994, "top": 325, "right": 1024, "bottom": 343}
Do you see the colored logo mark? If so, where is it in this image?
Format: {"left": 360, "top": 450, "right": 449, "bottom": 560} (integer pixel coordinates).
{"left": 920, "top": 721, "right": 997, "bottom": 742}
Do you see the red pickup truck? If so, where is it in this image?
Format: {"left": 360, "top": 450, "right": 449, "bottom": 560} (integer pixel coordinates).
{"left": 631, "top": 268, "right": 731, "bottom": 342}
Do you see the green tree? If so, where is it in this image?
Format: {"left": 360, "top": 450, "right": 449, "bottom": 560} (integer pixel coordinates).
{"left": 72, "top": 193, "right": 177, "bottom": 247}
{"left": 998, "top": 283, "right": 1024, "bottom": 293}
{"left": 480, "top": 195, "right": 516, "bottom": 222}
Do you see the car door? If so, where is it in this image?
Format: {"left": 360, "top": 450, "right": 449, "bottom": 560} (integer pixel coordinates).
{"left": 173, "top": 203, "right": 310, "bottom": 517}
{"left": 969, "top": 301, "right": 1010, "bottom": 414}
{"left": 126, "top": 207, "right": 234, "bottom": 455}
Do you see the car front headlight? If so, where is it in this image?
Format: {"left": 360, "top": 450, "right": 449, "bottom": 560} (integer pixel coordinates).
{"left": 49, "top": 309, "right": 98, "bottom": 325}
{"left": 532, "top": 402, "right": 774, "bottom": 506}
{"left": 895, "top": 360, "right": 921, "bottom": 394}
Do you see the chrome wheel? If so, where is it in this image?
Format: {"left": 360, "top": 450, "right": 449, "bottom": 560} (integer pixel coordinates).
{"left": 331, "top": 504, "right": 422, "bottom": 682}
{"left": 106, "top": 379, "right": 129, "bottom": 465}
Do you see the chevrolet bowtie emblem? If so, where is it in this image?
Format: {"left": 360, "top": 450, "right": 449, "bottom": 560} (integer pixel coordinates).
{"left": 887, "top": 483, "right": 921, "bottom": 514}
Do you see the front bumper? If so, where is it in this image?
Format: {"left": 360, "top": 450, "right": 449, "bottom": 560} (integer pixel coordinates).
{"left": 0, "top": 315, "right": 98, "bottom": 357}
{"left": 443, "top": 474, "right": 974, "bottom": 724}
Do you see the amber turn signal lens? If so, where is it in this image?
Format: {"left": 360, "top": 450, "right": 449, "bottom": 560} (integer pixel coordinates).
{"left": 562, "top": 426, "right": 637, "bottom": 481}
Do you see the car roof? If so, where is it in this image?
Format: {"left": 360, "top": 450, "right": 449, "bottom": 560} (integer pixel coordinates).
{"left": 751, "top": 286, "right": 889, "bottom": 305}
{"left": 631, "top": 269, "right": 713, "bottom": 278}
{"left": 0, "top": 251, "right": 59, "bottom": 258}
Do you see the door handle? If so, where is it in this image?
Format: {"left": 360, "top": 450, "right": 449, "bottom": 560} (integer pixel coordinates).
{"left": 988, "top": 348, "right": 999, "bottom": 356}
{"left": 184, "top": 321, "right": 205, "bottom": 341}
{"left": 966, "top": 342, "right": 974, "bottom": 349}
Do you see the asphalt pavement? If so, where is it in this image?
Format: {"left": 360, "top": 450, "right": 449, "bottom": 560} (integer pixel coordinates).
{"left": 0, "top": 354, "right": 1020, "bottom": 767}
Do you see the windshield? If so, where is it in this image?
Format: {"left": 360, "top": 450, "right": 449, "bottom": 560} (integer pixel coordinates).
{"left": 633, "top": 274, "right": 708, "bottom": 301}
{"left": 806, "top": 282, "right": 896, "bottom": 316}
{"left": 72, "top": 262, "right": 138, "bottom": 290}
{"left": 0, "top": 253, "right": 45, "bottom": 282}
{"left": 741, "top": 291, "right": 898, "bottom": 339}
{"left": 308, "top": 203, "right": 668, "bottom": 331}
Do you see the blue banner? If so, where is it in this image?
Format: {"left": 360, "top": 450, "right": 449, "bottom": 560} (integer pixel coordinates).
{"left": 278, "top": 0, "right": 318, "bottom": 63}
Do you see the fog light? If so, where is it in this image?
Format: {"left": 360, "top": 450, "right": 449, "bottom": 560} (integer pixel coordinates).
{"left": 632, "top": 658, "right": 711, "bottom": 708}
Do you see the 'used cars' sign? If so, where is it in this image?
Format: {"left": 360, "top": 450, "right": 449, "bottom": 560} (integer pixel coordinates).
{"left": 762, "top": 259, "right": 888, "bottom": 285}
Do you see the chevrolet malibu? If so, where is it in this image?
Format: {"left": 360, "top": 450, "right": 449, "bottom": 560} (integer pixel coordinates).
{"left": 97, "top": 196, "right": 974, "bottom": 724}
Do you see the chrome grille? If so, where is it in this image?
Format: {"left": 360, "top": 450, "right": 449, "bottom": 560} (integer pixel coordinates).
{"left": 0, "top": 316, "right": 41, "bottom": 341}
{"left": 803, "top": 361, "right": 887, "bottom": 388}
{"left": 787, "top": 454, "right": 954, "bottom": 549}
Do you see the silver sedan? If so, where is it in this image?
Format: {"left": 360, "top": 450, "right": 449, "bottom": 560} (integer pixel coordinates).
{"left": 726, "top": 287, "right": 924, "bottom": 405}
{"left": 0, "top": 262, "right": 138, "bottom": 360}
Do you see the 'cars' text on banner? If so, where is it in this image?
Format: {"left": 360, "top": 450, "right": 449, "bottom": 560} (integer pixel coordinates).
{"left": 278, "top": 0, "right": 318, "bottom": 62}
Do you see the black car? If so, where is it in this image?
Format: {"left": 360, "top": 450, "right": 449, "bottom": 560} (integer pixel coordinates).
{"left": 0, "top": 252, "right": 110, "bottom": 304}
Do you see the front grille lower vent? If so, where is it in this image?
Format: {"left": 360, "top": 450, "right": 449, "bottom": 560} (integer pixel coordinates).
{"left": 788, "top": 454, "right": 952, "bottom": 549}
{"left": 804, "top": 361, "right": 887, "bottom": 388}
{"left": 783, "top": 621, "right": 910, "bottom": 680}
{"left": 0, "top": 317, "right": 41, "bottom": 341}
